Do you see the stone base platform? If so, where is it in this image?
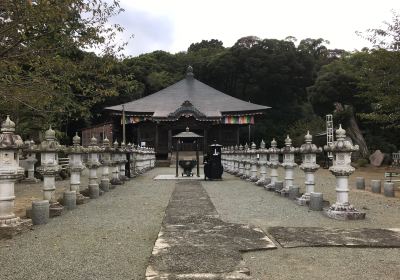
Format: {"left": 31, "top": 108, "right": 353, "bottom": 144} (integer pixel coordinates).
{"left": 0, "top": 219, "right": 32, "bottom": 239}
{"left": 153, "top": 174, "right": 204, "bottom": 180}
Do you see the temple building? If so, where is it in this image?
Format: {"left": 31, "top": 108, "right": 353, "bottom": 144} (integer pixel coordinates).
{"left": 104, "top": 66, "right": 270, "bottom": 160}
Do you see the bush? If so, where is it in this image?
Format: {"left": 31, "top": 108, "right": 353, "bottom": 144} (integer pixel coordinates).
{"left": 355, "top": 158, "right": 369, "bottom": 167}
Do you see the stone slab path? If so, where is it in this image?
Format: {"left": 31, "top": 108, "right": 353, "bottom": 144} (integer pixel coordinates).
{"left": 268, "top": 227, "right": 400, "bottom": 248}
{"left": 146, "top": 181, "right": 276, "bottom": 280}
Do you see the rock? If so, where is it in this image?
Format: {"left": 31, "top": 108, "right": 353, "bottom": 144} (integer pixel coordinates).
{"left": 369, "top": 150, "right": 384, "bottom": 167}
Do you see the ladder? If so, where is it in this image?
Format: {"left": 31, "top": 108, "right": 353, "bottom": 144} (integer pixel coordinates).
{"left": 326, "top": 114, "right": 334, "bottom": 159}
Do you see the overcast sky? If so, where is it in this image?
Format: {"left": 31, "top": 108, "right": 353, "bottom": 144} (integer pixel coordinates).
{"left": 112, "top": 0, "right": 400, "bottom": 57}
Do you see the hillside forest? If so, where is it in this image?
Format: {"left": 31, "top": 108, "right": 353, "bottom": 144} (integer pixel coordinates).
{"left": 1, "top": 1, "right": 400, "bottom": 159}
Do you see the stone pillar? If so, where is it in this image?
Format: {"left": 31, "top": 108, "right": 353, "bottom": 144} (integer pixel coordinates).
{"left": 265, "top": 139, "right": 280, "bottom": 191}
{"left": 278, "top": 135, "right": 298, "bottom": 195}
{"left": 297, "top": 131, "right": 322, "bottom": 205}
{"left": 99, "top": 136, "right": 112, "bottom": 191}
{"left": 236, "top": 145, "right": 244, "bottom": 177}
{"left": 37, "top": 126, "right": 64, "bottom": 217}
{"left": 87, "top": 136, "right": 101, "bottom": 198}
{"left": 249, "top": 142, "right": 259, "bottom": 182}
{"left": 67, "top": 133, "right": 88, "bottom": 204}
{"left": 0, "top": 116, "right": 32, "bottom": 236}
{"left": 256, "top": 140, "right": 269, "bottom": 186}
{"left": 110, "top": 140, "right": 122, "bottom": 185}
{"left": 324, "top": 125, "right": 365, "bottom": 220}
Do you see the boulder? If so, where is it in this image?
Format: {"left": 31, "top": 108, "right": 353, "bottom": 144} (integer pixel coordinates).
{"left": 369, "top": 150, "right": 384, "bottom": 167}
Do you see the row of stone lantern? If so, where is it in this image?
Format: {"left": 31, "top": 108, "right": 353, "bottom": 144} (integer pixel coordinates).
{"left": 0, "top": 115, "right": 156, "bottom": 236}
{"left": 221, "top": 126, "right": 365, "bottom": 220}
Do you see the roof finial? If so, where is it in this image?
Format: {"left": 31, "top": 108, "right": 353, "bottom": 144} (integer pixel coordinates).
{"left": 186, "top": 126, "right": 190, "bottom": 132}
{"left": 186, "top": 65, "right": 194, "bottom": 78}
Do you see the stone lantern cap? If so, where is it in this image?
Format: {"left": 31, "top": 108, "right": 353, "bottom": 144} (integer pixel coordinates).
{"left": 67, "top": 132, "right": 87, "bottom": 154}
{"left": 300, "top": 131, "right": 322, "bottom": 154}
{"left": 0, "top": 116, "right": 24, "bottom": 150}
{"left": 87, "top": 136, "right": 102, "bottom": 153}
{"left": 281, "top": 135, "right": 299, "bottom": 154}
{"left": 267, "top": 138, "right": 280, "bottom": 154}
{"left": 36, "top": 126, "right": 64, "bottom": 152}
{"left": 324, "top": 125, "right": 359, "bottom": 153}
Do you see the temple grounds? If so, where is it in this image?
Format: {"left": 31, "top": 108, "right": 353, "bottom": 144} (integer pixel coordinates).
{"left": 1, "top": 166, "right": 399, "bottom": 280}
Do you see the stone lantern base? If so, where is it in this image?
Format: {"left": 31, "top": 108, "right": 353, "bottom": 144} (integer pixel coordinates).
{"left": 49, "top": 202, "right": 64, "bottom": 218}
{"left": 296, "top": 194, "right": 310, "bottom": 206}
{"left": 324, "top": 203, "right": 366, "bottom": 220}
{"left": 0, "top": 218, "right": 32, "bottom": 239}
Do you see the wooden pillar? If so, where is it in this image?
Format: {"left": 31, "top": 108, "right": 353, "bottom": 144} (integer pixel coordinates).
{"left": 137, "top": 125, "right": 141, "bottom": 146}
{"left": 203, "top": 128, "right": 208, "bottom": 154}
{"left": 168, "top": 129, "right": 172, "bottom": 152}
{"left": 196, "top": 140, "right": 200, "bottom": 177}
{"left": 236, "top": 125, "right": 240, "bottom": 145}
{"left": 155, "top": 123, "right": 159, "bottom": 153}
{"left": 175, "top": 140, "right": 179, "bottom": 177}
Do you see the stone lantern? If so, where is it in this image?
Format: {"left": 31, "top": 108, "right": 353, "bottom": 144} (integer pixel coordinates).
{"left": 0, "top": 116, "right": 31, "bottom": 236}
{"left": 66, "top": 133, "right": 87, "bottom": 204}
{"left": 324, "top": 125, "right": 365, "bottom": 220}
{"left": 226, "top": 146, "right": 233, "bottom": 174}
{"left": 99, "top": 136, "right": 112, "bottom": 190}
{"left": 256, "top": 140, "right": 270, "bottom": 186}
{"left": 249, "top": 142, "right": 259, "bottom": 182}
{"left": 236, "top": 145, "right": 244, "bottom": 177}
{"left": 265, "top": 139, "right": 280, "bottom": 191}
{"left": 86, "top": 136, "right": 101, "bottom": 199}
{"left": 21, "top": 139, "right": 39, "bottom": 183}
{"left": 279, "top": 135, "right": 298, "bottom": 195}
{"left": 297, "top": 131, "right": 322, "bottom": 205}
{"left": 110, "top": 140, "right": 122, "bottom": 185}
{"left": 36, "top": 126, "right": 64, "bottom": 216}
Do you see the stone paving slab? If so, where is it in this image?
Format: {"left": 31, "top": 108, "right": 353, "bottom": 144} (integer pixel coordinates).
{"left": 268, "top": 227, "right": 400, "bottom": 248}
{"left": 146, "top": 181, "right": 276, "bottom": 280}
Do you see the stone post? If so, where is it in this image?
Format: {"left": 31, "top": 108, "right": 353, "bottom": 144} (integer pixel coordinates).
{"left": 99, "top": 137, "right": 112, "bottom": 191}
{"left": 66, "top": 133, "right": 88, "bottom": 204}
{"left": 297, "top": 131, "right": 322, "bottom": 205}
{"left": 110, "top": 140, "right": 122, "bottom": 185}
{"left": 256, "top": 140, "right": 270, "bottom": 186}
{"left": 0, "top": 116, "right": 32, "bottom": 237}
{"left": 241, "top": 143, "right": 250, "bottom": 180}
{"left": 278, "top": 135, "right": 298, "bottom": 195}
{"left": 265, "top": 139, "right": 280, "bottom": 191}
{"left": 249, "top": 142, "right": 259, "bottom": 182}
{"left": 87, "top": 136, "right": 101, "bottom": 199}
{"left": 324, "top": 125, "right": 365, "bottom": 220}
{"left": 36, "top": 126, "right": 64, "bottom": 217}
{"left": 236, "top": 145, "right": 244, "bottom": 177}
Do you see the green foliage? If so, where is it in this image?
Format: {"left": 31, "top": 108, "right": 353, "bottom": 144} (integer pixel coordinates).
{"left": 286, "top": 116, "right": 326, "bottom": 147}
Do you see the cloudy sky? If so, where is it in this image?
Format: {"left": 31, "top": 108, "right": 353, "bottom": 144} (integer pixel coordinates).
{"left": 112, "top": 0, "right": 400, "bottom": 57}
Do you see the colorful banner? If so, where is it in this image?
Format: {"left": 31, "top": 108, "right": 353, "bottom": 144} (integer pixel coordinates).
{"left": 121, "top": 116, "right": 148, "bottom": 124}
{"left": 223, "top": 115, "right": 254, "bottom": 124}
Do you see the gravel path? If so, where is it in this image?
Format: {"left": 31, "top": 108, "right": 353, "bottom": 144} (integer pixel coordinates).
{"left": 202, "top": 168, "right": 400, "bottom": 280}
{"left": 0, "top": 168, "right": 175, "bottom": 280}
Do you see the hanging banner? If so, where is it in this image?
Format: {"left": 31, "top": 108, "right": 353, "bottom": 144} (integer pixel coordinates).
{"left": 223, "top": 115, "right": 254, "bottom": 124}
{"left": 121, "top": 116, "right": 148, "bottom": 124}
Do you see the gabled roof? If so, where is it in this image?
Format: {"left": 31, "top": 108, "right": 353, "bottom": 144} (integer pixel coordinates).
{"left": 105, "top": 67, "right": 270, "bottom": 120}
